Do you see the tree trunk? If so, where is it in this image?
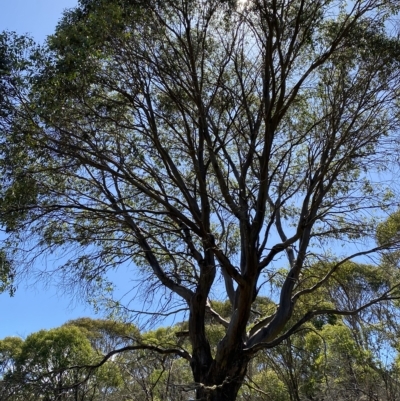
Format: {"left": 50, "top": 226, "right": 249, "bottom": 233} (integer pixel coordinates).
{"left": 193, "top": 352, "right": 249, "bottom": 401}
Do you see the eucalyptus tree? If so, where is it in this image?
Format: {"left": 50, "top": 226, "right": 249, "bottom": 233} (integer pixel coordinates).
{"left": 2, "top": 0, "right": 400, "bottom": 400}
{"left": 0, "top": 326, "right": 113, "bottom": 401}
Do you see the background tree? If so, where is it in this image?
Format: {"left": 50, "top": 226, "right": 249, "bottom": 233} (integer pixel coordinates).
{"left": 0, "top": 325, "right": 119, "bottom": 401}
{"left": 0, "top": 319, "right": 195, "bottom": 401}
{"left": 2, "top": 0, "right": 400, "bottom": 400}
{"left": 2, "top": 315, "right": 400, "bottom": 401}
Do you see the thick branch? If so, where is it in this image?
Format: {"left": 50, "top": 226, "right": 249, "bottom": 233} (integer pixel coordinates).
{"left": 245, "top": 285, "right": 400, "bottom": 354}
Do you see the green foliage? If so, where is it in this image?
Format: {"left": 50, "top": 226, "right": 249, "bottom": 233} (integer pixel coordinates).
{"left": 0, "top": 250, "right": 14, "bottom": 295}
{"left": 0, "top": 320, "right": 131, "bottom": 401}
{"left": 377, "top": 210, "right": 400, "bottom": 247}
{"left": 64, "top": 317, "right": 140, "bottom": 352}
{"left": 19, "top": 326, "right": 93, "bottom": 372}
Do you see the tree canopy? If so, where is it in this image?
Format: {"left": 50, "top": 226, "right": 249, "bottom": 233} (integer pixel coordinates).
{"left": 1, "top": 0, "right": 400, "bottom": 399}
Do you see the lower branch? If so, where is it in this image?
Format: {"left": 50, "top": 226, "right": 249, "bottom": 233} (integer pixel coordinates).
{"left": 245, "top": 285, "right": 400, "bottom": 355}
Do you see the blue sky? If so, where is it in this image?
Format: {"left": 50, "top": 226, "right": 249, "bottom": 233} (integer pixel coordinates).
{"left": 0, "top": 0, "right": 100, "bottom": 339}
{"left": 0, "top": 0, "right": 78, "bottom": 43}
